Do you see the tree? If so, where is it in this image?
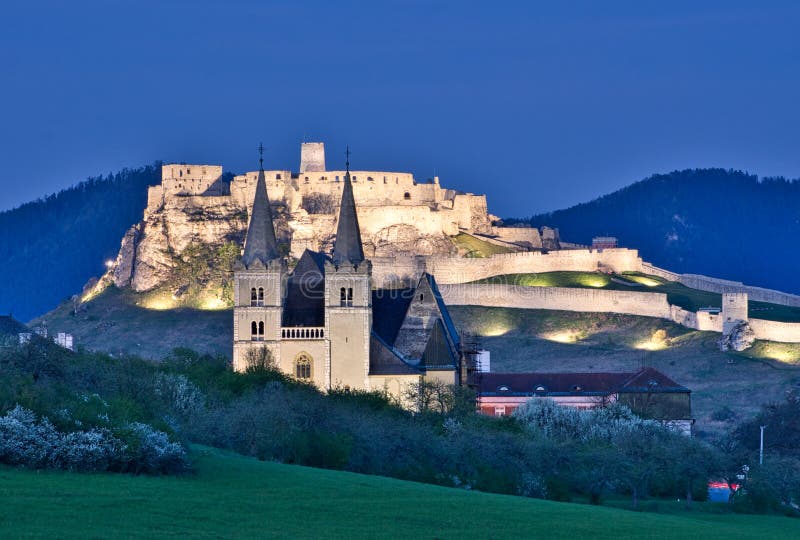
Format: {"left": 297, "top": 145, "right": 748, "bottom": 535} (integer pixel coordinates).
{"left": 244, "top": 346, "right": 275, "bottom": 372}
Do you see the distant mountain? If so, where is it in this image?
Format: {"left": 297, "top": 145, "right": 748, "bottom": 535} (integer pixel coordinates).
{"left": 0, "top": 165, "right": 160, "bottom": 321}
{"left": 514, "top": 169, "right": 800, "bottom": 295}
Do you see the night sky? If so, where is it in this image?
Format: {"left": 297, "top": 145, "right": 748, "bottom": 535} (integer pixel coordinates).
{"left": 1, "top": 1, "right": 798, "bottom": 216}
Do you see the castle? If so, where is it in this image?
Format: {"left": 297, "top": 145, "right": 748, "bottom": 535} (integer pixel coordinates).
{"left": 112, "top": 142, "right": 545, "bottom": 294}
{"left": 232, "top": 148, "right": 461, "bottom": 398}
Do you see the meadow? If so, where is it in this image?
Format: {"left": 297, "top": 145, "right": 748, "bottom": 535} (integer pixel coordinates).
{"left": 1, "top": 446, "right": 797, "bottom": 540}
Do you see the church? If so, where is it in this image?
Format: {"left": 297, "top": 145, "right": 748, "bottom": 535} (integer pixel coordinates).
{"left": 232, "top": 148, "right": 462, "bottom": 400}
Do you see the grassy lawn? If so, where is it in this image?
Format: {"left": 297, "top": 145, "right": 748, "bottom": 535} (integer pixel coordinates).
{"left": 450, "top": 232, "right": 515, "bottom": 258}
{"left": 0, "top": 446, "right": 797, "bottom": 539}
{"left": 473, "top": 271, "right": 800, "bottom": 323}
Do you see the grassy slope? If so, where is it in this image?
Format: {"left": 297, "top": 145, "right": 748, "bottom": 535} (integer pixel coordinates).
{"left": 451, "top": 232, "right": 515, "bottom": 257}
{"left": 34, "top": 287, "right": 231, "bottom": 359}
{"left": 474, "top": 271, "right": 800, "bottom": 322}
{"left": 450, "top": 306, "right": 800, "bottom": 434}
{"left": 0, "top": 446, "right": 797, "bottom": 540}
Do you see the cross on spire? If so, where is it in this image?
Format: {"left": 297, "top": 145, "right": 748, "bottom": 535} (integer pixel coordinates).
{"left": 345, "top": 145, "right": 350, "bottom": 172}
{"left": 258, "top": 142, "right": 264, "bottom": 170}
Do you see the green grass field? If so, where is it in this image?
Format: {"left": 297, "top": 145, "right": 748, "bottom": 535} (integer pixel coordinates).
{"left": 474, "top": 271, "right": 800, "bottom": 323}
{"left": 0, "top": 446, "right": 797, "bottom": 539}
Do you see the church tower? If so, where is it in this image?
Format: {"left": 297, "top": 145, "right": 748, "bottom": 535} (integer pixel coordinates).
{"left": 232, "top": 145, "right": 287, "bottom": 371}
{"left": 325, "top": 147, "right": 372, "bottom": 389}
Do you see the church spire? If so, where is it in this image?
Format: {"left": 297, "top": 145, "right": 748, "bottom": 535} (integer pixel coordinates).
{"left": 332, "top": 146, "right": 365, "bottom": 266}
{"left": 242, "top": 143, "right": 279, "bottom": 266}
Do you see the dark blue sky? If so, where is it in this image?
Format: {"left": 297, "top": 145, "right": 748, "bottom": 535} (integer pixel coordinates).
{"left": 1, "top": 1, "right": 798, "bottom": 216}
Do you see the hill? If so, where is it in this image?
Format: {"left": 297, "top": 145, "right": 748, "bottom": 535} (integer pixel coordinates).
{"left": 0, "top": 165, "right": 161, "bottom": 321}
{"left": 517, "top": 169, "right": 800, "bottom": 295}
{"left": 35, "top": 286, "right": 800, "bottom": 431}
{"left": 1, "top": 445, "right": 798, "bottom": 539}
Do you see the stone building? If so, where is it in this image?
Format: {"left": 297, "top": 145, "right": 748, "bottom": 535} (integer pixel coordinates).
{"left": 232, "top": 150, "right": 461, "bottom": 399}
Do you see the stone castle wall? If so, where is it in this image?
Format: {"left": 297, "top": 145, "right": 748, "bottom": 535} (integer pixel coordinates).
{"left": 440, "top": 284, "right": 800, "bottom": 343}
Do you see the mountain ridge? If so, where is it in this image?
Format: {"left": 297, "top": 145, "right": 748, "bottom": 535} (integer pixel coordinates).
{"left": 515, "top": 168, "right": 800, "bottom": 295}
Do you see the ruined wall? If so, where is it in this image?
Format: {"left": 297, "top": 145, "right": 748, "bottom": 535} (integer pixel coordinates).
{"left": 748, "top": 319, "right": 800, "bottom": 343}
{"left": 490, "top": 226, "right": 542, "bottom": 248}
{"left": 439, "top": 284, "right": 672, "bottom": 318}
{"left": 439, "top": 283, "right": 800, "bottom": 343}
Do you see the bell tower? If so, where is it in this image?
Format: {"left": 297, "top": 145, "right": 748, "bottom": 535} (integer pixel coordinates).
{"left": 233, "top": 144, "right": 287, "bottom": 371}
{"left": 325, "top": 147, "right": 372, "bottom": 389}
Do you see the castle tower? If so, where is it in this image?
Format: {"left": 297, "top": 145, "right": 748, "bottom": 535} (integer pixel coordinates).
{"left": 325, "top": 147, "right": 372, "bottom": 389}
{"left": 722, "top": 292, "right": 749, "bottom": 336}
{"left": 232, "top": 145, "right": 287, "bottom": 371}
{"left": 299, "top": 142, "right": 326, "bottom": 173}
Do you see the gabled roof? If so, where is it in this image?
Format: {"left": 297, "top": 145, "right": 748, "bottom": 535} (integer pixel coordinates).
{"left": 477, "top": 369, "right": 690, "bottom": 397}
{"left": 618, "top": 367, "right": 690, "bottom": 393}
{"left": 369, "top": 332, "right": 422, "bottom": 376}
{"left": 242, "top": 167, "right": 279, "bottom": 267}
{"left": 0, "top": 315, "right": 27, "bottom": 336}
{"left": 331, "top": 169, "right": 365, "bottom": 266}
{"left": 370, "top": 273, "right": 460, "bottom": 373}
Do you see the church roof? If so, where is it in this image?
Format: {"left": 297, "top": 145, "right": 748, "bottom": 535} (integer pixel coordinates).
{"left": 242, "top": 165, "right": 279, "bottom": 267}
{"left": 0, "top": 315, "right": 27, "bottom": 337}
{"left": 369, "top": 333, "right": 422, "bottom": 376}
{"left": 370, "top": 273, "right": 460, "bottom": 372}
{"left": 282, "top": 250, "right": 327, "bottom": 327}
{"left": 331, "top": 164, "right": 365, "bottom": 267}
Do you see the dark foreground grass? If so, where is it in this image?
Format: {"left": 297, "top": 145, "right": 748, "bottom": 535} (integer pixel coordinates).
{"left": 0, "top": 446, "right": 797, "bottom": 540}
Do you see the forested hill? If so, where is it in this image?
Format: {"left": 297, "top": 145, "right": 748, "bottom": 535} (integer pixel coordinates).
{"left": 518, "top": 169, "right": 800, "bottom": 295}
{"left": 0, "top": 165, "right": 160, "bottom": 321}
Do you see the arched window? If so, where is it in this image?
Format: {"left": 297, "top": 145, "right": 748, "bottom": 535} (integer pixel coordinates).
{"left": 403, "top": 192, "right": 411, "bottom": 200}
{"left": 419, "top": 293, "right": 424, "bottom": 302}
{"left": 258, "top": 287, "right": 264, "bottom": 306}
{"left": 251, "top": 321, "right": 258, "bottom": 339}
{"left": 340, "top": 287, "right": 347, "bottom": 307}
{"left": 347, "top": 288, "right": 353, "bottom": 306}
{"left": 295, "top": 354, "right": 312, "bottom": 380}
{"left": 258, "top": 321, "right": 265, "bottom": 340}
{"left": 250, "top": 288, "right": 257, "bottom": 306}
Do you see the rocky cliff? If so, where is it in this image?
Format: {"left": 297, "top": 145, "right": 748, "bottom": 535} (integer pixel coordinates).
{"left": 99, "top": 154, "right": 539, "bottom": 300}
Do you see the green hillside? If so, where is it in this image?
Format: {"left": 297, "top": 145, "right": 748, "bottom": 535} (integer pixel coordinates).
{"left": 0, "top": 446, "right": 796, "bottom": 540}
{"left": 33, "top": 286, "right": 800, "bottom": 434}
{"left": 473, "top": 272, "right": 800, "bottom": 322}
{"left": 449, "top": 306, "right": 800, "bottom": 434}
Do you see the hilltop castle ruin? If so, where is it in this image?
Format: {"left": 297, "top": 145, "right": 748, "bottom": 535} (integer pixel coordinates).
{"left": 112, "top": 142, "right": 543, "bottom": 292}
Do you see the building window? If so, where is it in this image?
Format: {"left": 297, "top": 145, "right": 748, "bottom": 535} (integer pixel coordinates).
{"left": 335, "top": 176, "right": 339, "bottom": 182}
{"left": 404, "top": 192, "right": 410, "bottom": 200}
{"left": 251, "top": 321, "right": 257, "bottom": 339}
{"left": 276, "top": 174, "right": 281, "bottom": 180}
{"left": 295, "top": 354, "right": 312, "bottom": 380}
{"left": 419, "top": 294, "right": 424, "bottom": 302}
{"left": 494, "top": 406, "right": 506, "bottom": 417}
{"left": 258, "top": 287, "right": 264, "bottom": 306}
{"left": 258, "top": 321, "right": 265, "bottom": 341}
{"left": 250, "top": 288, "right": 257, "bottom": 306}
{"left": 339, "top": 287, "right": 354, "bottom": 307}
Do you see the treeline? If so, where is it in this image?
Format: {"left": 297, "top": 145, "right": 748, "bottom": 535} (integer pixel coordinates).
{"left": 1, "top": 339, "right": 798, "bottom": 513}
{"left": 511, "top": 169, "right": 800, "bottom": 295}
{"left": 0, "top": 165, "right": 160, "bottom": 321}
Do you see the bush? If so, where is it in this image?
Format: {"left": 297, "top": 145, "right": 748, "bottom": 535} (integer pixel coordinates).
{"left": 0, "top": 405, "right": 187, "bottom": 474}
